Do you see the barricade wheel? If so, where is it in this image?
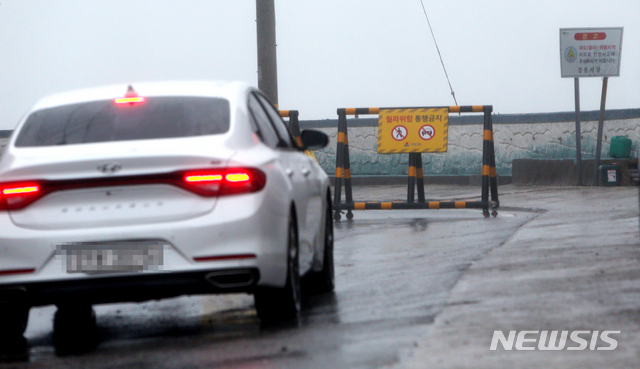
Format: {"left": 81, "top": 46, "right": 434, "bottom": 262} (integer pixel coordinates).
{"left": 346, "top": 211, "right": 354, "bottom": 220}
{"left": 492, "top": 210, "right": 498, "bottom": 217}
{"left": 483, "top": 210, "right": 490, "bottom": 218}
{"left": 333, "top": 211, "right": 341, "bottom": 221}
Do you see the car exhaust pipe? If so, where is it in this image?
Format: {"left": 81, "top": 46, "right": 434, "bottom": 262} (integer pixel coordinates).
{"left": 204, "top": 270, "right": 256, "bottom": 289}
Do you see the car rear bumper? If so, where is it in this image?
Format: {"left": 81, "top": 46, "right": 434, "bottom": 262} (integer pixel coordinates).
{"left": 0, "top": 191, "right": 292, "bottom": 297}
{"left": 0, "top": 268, "right": 260, "bottom": 307}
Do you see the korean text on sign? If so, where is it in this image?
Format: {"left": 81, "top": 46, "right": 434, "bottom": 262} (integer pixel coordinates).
{"left": 378, "top": 108, "right": 449, "bottom": 154}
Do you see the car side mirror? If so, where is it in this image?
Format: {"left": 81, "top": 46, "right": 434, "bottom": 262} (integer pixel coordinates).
{"left": 300, "top": 130, "right": 329, "bottom": 150}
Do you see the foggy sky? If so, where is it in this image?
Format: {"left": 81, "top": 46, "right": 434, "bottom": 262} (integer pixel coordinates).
{"left": 1, "top": 0, "right": 638, "bottom": 130}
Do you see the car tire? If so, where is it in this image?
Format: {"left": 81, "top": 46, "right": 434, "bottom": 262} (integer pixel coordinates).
{"left": 0, "top": 304, "right": 29, "bottom": 362}
{"left": 254, "top": 213, "right": 301, "bottom": 323}
{"left": 52, "top": 304, "right": 99, "bottom": 355}
{"left": 306, "top": 197, "right": 335, "bottom": 293}
{"left": 0, "top": 303, "right": 29, "bottom": 336}
{"left": 0, "top": 335, "right": 27, "bottom": 363}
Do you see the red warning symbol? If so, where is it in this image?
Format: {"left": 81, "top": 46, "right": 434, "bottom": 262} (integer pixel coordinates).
{"left": 419, "top": 125, "right": 435, "bottom": 140}
{"left": 392, "top": 125, "right": 408, "bottom": 141}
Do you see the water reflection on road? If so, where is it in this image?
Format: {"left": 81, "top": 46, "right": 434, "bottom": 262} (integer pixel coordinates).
{"left": 13, "top": 209, "right": 534, "bottom": 368}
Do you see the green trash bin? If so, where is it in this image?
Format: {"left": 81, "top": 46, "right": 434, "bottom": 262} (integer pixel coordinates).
{"left": 609, "top": 136, "right": 632, "bottom": 159}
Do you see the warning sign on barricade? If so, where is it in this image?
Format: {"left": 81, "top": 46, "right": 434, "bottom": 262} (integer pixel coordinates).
{"left": 378, "top": 108, "right": 448, "bottom": 153}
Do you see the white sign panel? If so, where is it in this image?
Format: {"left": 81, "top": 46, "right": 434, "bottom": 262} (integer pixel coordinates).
{"left": 560, "top": 27, "right": 623, "bottom": 78}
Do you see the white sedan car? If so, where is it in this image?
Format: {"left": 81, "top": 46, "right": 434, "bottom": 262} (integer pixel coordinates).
{"left": 0, "top": 81, "right": 334, "bottom": 351}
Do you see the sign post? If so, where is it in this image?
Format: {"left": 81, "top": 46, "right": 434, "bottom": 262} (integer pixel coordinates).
{"left": 256, "top": 0, "right": 279, "bottom": 106}
{"left": 573, "top": 78, "right": 583, "bottom": 186}
{"left": 560, "top": 27, "right": 623, "bottom": 185}
{"left": 377, "top": 107, "right": 449, "bottom": 203}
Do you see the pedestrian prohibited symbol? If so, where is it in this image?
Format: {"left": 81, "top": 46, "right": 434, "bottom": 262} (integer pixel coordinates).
{"left": 419, "top": 125, "right": 435, "bottom": 140}
{"left": 392, "top": 125, "right": 408, "bottom": 141}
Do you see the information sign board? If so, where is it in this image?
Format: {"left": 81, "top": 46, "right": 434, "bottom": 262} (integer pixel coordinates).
{"left": 560, "top": 27, "right": 623, "bottom": 78}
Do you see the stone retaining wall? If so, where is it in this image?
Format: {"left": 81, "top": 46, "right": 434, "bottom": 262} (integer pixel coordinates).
{"left": 301, "top": 109, "right": 640, "bottom": 177}
{"left": 1, "top": 109, "right": 639, "bottom": 179}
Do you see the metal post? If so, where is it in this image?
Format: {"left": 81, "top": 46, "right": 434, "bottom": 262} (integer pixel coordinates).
{"left": 256, "top": 0, "right": 278, "bottom": 105}
{"left": 481, "top": 108, "right": 490, "bottom": 217}
{"left": 333, "top": 109, "right": 346, "bottom": 221}
{"left": 416, "top": 154, "right": 425, "bottom": 203}
{"left": 486, "top": 107, "right": 499, "bottom": 212}
{"left": 289, "top": 111, "right": 301, "bottom": 146}
{"left": 343, "top": 123, "right": 354, "bottom": 220}
{"left": 574, "top": 78, "right": 583, "bottom": 186}
{"left": 407, "top": 154, "right": 416, "bottom": 203}
{"left": 593, "top": 77, "right": 609, "bottom": 186}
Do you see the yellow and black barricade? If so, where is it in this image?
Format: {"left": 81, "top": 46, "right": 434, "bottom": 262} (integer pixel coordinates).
{"left": 333, "top": 105, "right": 499, "bottom": 220}
{"left": 279, "top": 110, "right": 302, "bottom": 147}
{"left": 280, "top": 110, "right": 317, "bottom": 160}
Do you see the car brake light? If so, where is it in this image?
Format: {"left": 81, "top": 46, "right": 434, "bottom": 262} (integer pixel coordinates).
{"left": 225, "top": 173, "right": 251, "bottom": 182}
{"left": 0, "top": 183, "right": 43, "bottom": 210}
{"left": 184, "top": 174, "right": 223, "bottom": 183}
{"left": 2, "top": 185, "right": 39, "bottom": 195}
{"left": 115, "top": 96, "right": 146, "bottom": 104}
{"left": 115, "top": 85, "right": 146, "bottom": 105}
{"left": 0, "top": 167, "right": 266, "bottom": 211}
{"left": 181, "top": 168, "right": 266, "bottom": 196}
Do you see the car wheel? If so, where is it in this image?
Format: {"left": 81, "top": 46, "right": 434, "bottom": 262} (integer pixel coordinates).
{"left": 53, "top": 304, "right": 99, "bottom": 355}
{"left": 0, "top": 303, "right": 29, "bottom": 336}
{"left": 307, "top": 198, "right": 335, "bottom": 293}
{"left": 254, "top": 213, "right": 301, "bottom": 323}
{"left": 0, "top": 304, "right": 29, "bottom": 362}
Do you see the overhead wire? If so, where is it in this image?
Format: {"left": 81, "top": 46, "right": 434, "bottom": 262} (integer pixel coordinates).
{"left": 418, "top": 0, "right": 458, "bottom": 107}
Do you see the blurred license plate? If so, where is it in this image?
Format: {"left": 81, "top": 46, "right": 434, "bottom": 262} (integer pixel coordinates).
{"left": 60, "top": 241, "right": 166, "bottom": 274}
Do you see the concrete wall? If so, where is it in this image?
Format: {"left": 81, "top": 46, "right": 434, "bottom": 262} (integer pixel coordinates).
{"left": 300, "top": 109, "right": 640, "bottom": 177}
{"left": 2, "top": 108, "right": 639, "bottom": 178}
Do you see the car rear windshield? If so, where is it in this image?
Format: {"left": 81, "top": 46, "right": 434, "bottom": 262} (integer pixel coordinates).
{"left": 14, "top": 96, "right": 230, "bottom": 147}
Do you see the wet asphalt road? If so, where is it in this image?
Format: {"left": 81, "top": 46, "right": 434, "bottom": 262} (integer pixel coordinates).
{"left": 4, "top": 190, "right": 537, "bottom": 368}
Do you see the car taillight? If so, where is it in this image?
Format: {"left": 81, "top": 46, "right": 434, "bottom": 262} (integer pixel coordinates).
{"left": 0, "top": 167, "right": 266, "bottom": 211}
{"left": 225, "top": 173, "right": 251, "bottom": 182}
{"left": 181, "top": 168, "right": 266, "bottom": 196}
{"left": 0, "top": 183, "right": 43, "bottom": 210}
{"left": 114, "top": 96, "right": 146, "bottom": 104}
{"left": 115, "top": 85, "right": 146, "bottom": 105}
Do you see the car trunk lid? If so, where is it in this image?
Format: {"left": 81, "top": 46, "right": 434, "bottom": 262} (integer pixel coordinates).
{"left": 4, "top": 139, "right": 235, "bottom": 229}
